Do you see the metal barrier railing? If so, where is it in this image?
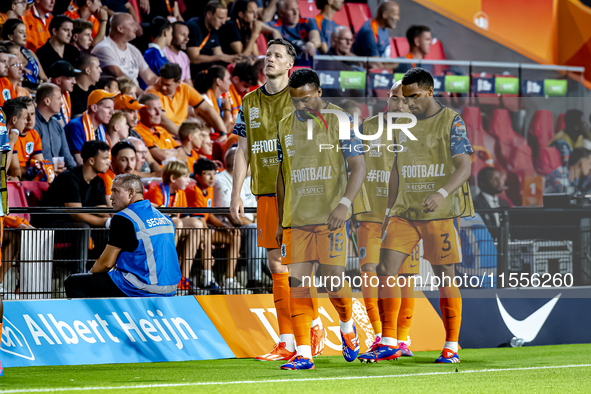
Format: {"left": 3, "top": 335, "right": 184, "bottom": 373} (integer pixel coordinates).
{"left": 2, "top": 207, "right": 590, "bottom": 298}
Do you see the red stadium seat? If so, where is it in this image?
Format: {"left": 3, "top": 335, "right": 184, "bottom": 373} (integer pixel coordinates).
{"left": 462, "top": 106, "right": 498, "bottom": 163}
{"left": 333, "top": 7, "right": 350, "bottom": 27}
{"left": 345, "top": 3, "right": 371, "bottom": 33}
{"left": 20, "top": 181, "right": 50, "bottom": 207}
{"left": 289, "top": 66, "right": 310, "bottom": 76}
{"left": 298, "top": 0, "right": 318, "bottom": 18}
{"left": 535, "top": 147, "right": 561, "bottom": 175}
{"left": 360, "top": 103, "right": 370, "bottom": 118}
{"left": 527, "top": 110, "right": 554, "bottom": 155}
{"left": 488, "top": 109, "right": 529, "bottom": 167}
{"left": 256, "top": 34, "right": 267, "bottom": 56}
{"left": 389, "top": 37, "right": 399, "bottom": 58}
{"left": 7, "top": 182, "right": 30, "bottom": 222}
{"left": 555, "top": 113, "right": 565, "bottom": 133}
{"left": 424, "top": 38, "right": 446, "bottom": 60}
{"left": 395, "top": 37, "right": 409, "bottom": 57}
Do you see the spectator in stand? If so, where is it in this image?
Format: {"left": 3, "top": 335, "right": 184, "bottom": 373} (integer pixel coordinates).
{"left": 0, "top": 0, "right": 27, "bottom": 23}
{"left": 138, "top": 0, "right": 182, "bottom": 22}
{"left": 34, "top": 83, "right": 77, "bottom": 170}
{"left": 114, "top": 94, "right": 143, "bottom": 139}
{"left": 9, "top": 97, "right": 42, "bottom": 180}
{"left": 64, "top": 173, "right": 181, "bottom": 298}
{"left": 128, "top": 135, "right": 162, "bottom": 177}
{"left": 228, "top": 62, "right": 258, "bottom": 119}
{"left": 34, "top": 140, "right": 111, "bottom": 229}
{"left": 258, "top": 0, "right": 280, "bottom": 22}
{"left": 352, "top": 1, "right": 400, "bottom": 57}
{"left": 71, "top": 53, "right": 100, "bottom": 117}
{"left": 175, "top": 121, "right": 204, "bottom": 171}
{"left": 163, "top": 21, "right": 193, "bottom": 87}
{"left": 197, "top": 129, "right": 215, "bottom": 162}
{"left": 186, "top": 1, "right": 239, "bottom": 74}
{"left": 5, "top": 46, "right": 29, "bottom": 98}
{"left": 144, "top": 16, "right": 172, "bottom": 77}
{"left": 65, "top": 89, "right": 117, "bottom": 164}
{"left": 188, "top": 158, "right": 244, "bottom": 293}
{"left": 550, "top": 109, "right": 591, "bottom": 166}
{"left": 116, "top": 76, "right": 140, "bottom": 98}
{"left": 315, "top": 0, "right": 344, "bottom": 53}
{"left": 214, "top": 145, "right": 265, "bottom": 289}
{"left": 64, "top": 0, "right": 108, "bottom": 47}
{"left": 0, "top": 46, "right": 17, "bottom": 117}
{"left": 220, "top": 0, "right": 281, "bottom": 57}
{"left": 147, "top": 63, "right": 226, "bottom": 137}
{"left": 95, "top": 75, "right": 119, "bottom": 94}
{"left": 395, "top": 25, "right": 434, "bottom": 74}
{"left": 317, "top": 26, "right": 361, "bottom": 66}
{"left": 3, "top": 19, "right": 47, "bottom": 89}
{"left": 92, "top": 13, "right": 158, "bottom": 87}
{"left": 136, "top": 93, "right": 178, "bottom": 163}
{"left": 71, "top": 18, "right": 94, "bottom": 52}
{"left": 48, "top": 60, "right": 80, "bottom": 126}
{"left": 101, "top": 0, "right": 139, "bottom": 24}
{"left": 105, "top": 110, "right": 129, "bottom": 147}
{"left": 195, "top": 65, "right": 234, "bottom": 134}
{"left": 36, "top": 15, "right": 80, "bottom": 73}
{"left": 473, "top": 167, "right": 510, "bottom": 237}
{"left": 22, "top": 0, "right": 54, "bottom": 52}
{"left": 267, "top": 0, "right": 321, "bottom": 58}
{"left": 99, "top": 140, "right": 135, "bottom": 203}
{"left": 545, "top": 148, "right": 591, "bottom": 195}
{"left": 253, "top": 57, "right": 265, "bottom": 86}
{"left": 146, "top": 161, "right": 205, "bottom": 291}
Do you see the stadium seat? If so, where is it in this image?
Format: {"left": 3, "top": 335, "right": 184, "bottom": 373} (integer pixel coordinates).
{"left": 298, "top": 0, "right": 318, "bottom": 18}
{"left": 20, "top": 181, "right": 50, "bottom": 208}
{"left": 424, "top": 38, "right": 446, "bottom": 60}
{"left": 555, "top": 113, "right": 565, "bottom": 133}
{"left": 7, "top": 182, "right": 30, "bottom": 222}
{"left": 345, "top": 3, "right": 371, "bottom": 33}
{"left": 256, "top": 34, "right": 267, "bottom": 56}
{"left": 389, "top": 37, "right": 399, "bottom": 58}
{"left": 527, "top": 110, "right": 554, "bottom": 156}
{"left": 333, "top": 7, "right": 351, "bottom": 28}
{"left": 289, "top": 66, "right": 310, "bottom": 76}
{"left": 462, "top": 107, "right": 498, "bottom": 162}
{"left": 395, "top": 37, "right": 409, "bottom": 57}
{"left": 535, "top": 147, "right": 562, "bottom": 175}
{"left": 487, "top": 109, "right": 528, "bottom": 167}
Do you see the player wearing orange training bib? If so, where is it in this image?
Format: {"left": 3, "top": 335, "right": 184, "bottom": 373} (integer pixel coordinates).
{"left": 276, "top": 68, "right": 366, "bottom": 370}
{"left": 229, "top": 38, "right": 324, "bottom": 361}
{"left": 354, "top": 81, "right": 418, "bottom": 357}
{"left": 358, "top": 68, "right": 474, "bottom": 364}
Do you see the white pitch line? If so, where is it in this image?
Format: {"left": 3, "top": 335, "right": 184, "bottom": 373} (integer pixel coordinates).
{"left": 2, "top": 364, "right": 590, "bottom": 393}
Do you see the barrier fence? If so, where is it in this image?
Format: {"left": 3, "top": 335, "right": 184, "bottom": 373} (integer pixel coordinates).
{"left": 1, "top": 207, "right": 590, "bottom": 299}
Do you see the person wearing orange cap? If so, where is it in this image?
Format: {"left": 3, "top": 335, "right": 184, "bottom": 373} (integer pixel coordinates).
{"left": 65, "top": 89, "right": 117, "bottom": 164}
{"left": 22, "top": 0, "right": 54, "bottom": 52}
{"left": 135, "top": 92, "right": 178, "bottom": 164}
{"left": 113, "top": 94, "right": 143, "bottom": 139}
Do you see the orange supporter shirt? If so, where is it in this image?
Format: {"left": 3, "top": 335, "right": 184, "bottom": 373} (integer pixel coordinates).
{"left": 135, "top": 121, "right": 179, "bottom": 150}
{"left": 23, "top": 5, "right": 53, "bottom": 52}
{"left": 65, "top": 4, "right": 100, "bottom": 37}
{"left": 147, "top": 83, "right": 204, "bottom": 126}
{"left": 228, "top": 83, "right": 242, "bottom": 119}
{"left": 146, "top": 183, "right": 188, "bottom": 217}
{"left": 14, "top": 129, "right": 43, "bottom": 167}
{"left": 98, "top": 168, "right": 115, "bottom": 196}
{"left": 0, "top": 78, "right": 17, "bottom": 109}
{"left": 186, "top": 184, "right": 213, "bottom": 222}
{"left": 187, "top": 150, "right": 199, "bottom": 174}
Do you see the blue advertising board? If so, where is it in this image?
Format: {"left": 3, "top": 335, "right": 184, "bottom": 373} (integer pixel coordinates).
{"left": 1, "top": 296, "right": 234, "bottom": 367}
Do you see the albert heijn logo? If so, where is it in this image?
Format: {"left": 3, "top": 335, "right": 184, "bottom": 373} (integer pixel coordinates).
{"left": 1, "top": 317, "right": 35, "bottom": 361}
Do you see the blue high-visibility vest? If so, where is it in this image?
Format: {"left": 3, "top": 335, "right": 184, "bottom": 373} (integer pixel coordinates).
{"left": 109, "top": 199, "right": 181, "bottom": 297}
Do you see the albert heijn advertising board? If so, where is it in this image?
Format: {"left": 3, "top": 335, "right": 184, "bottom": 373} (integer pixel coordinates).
{"left": 0, "top": 296, "right": 234, "bottom": 367}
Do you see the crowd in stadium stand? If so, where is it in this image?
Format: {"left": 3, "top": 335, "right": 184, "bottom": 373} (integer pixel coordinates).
{"left": 0, "top": 0, "right": 590, "bottom": 294}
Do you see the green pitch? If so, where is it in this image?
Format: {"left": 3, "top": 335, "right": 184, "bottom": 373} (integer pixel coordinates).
{"left": 2, "top": 344, "right": 591, "bottom": 393}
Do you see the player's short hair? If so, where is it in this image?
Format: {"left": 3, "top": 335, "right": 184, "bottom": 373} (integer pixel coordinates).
{"left": 138, "top": 92, "right": 160, "bottom": 105}
{"left": 36, "top": 83, "right": 60, "bottom": 104}
{"left": 2, "top": 98, "right": 27, "bottom": 123}
{"left": 194, "top": 65, "right": 227, "bottom": 94}
{"left": 96, "top": 75, "right": 118, "bottom": 91}
{"left": 477, "top": 167, "right": 496, "bottom": 188}
{"left": 288, "top": 68, "right": 320, "bottom": 90}
{"left": 117, "top": 76, "right": 137, "bottom": 95}
{"left": 232, "top": 61, "right": 258, "bottom": 86}
{"left": 205, "top": 0, "right": 225, "bottom": 16}
{"left": 568, "top": 148, "right": 591, "bottom": 168}
{"left": 160, "top": 63, "right": 183, "bottom": 82}
{"left": 401, "top": 67, "right": 434, "bottom": 90}
{"left": 267, "top": 38, "right": 297, "bottom": 61}
{"left": 75, "top": 53, "right": 96, "bottom": 72}
{"left": 178, "top": 121, "right": 201, "bottom": 142}
{"left": 564, "top": 109, "right": 584, "bottom": 131}
{"left": 73, "top": 18, "right": 94, "bottom": 35}
{"left": 81, "top": 140, "right": 111, "bottom": 162}
{"left": 194, "top": 158, "right": 216, "bottom": 176}
{"left": 113, "top": 173, "right": 144, "bottom": 194}
{"left": 150, "top": 16, "right": 172, "bottom": 39}
{"left": 107, "top": 110, "right": 126, "bottom": 130}
{"left": 163, "top": 161, "right": 190, "bottom": 183}
{"left": 112, "top": 140, "right": 136, "bottom": 159}
{"left": 49, "top": 15, "right": 73, "bottom": 36}
{"left": 2, "top": 19, "right": 25, "bottom": 40}
{"left": 406, "top": 25, "right": 431, "bottom": 48}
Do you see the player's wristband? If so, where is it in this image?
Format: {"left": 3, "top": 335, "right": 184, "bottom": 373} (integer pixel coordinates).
{"left": 437, "top": 188, "right": 449, "bottom": 199}
{"left": 339, "top": 197, "right": 352, "bottom": 208}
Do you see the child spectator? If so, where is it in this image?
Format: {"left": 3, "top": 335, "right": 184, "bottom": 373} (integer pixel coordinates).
{"left": 114, "top": 94, "right": 143, "bottom": 139}
{"left": 116, "top": 76, "right": 140, "bottom": 98}
{"left": 188, "top": 158, "right": 245, "bottom": 293}
{"left": 72, "top": 18, "right": 94, "bottom": 52}
{"left": 11, "top": 97, "right": 44, "bottom": 180}
{"left": 144, "top": 16, "right": 172, "bottom": 77}
{"left": 175, "top": 120, "right": 204, "bottom": 172}
{"left": 105, "top": 111, "right": 129, "bottom": 147}
{"left": 146, "top": 161, "right": 205, "bottom": 292}
{"left": 96, "top": 75, "right": 119, "bottom": 94}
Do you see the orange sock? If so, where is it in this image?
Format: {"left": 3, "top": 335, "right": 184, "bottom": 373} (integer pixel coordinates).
{"left": 397, "top": 283, "right": 415, "bottom": 342}
{"left": 310, "top": 282, "right": 320, "bottom": 321}
{"left": 272, "top": 272, "right": 293, "bottom": 335}
{"left": 362, "top": 271, "right": 381, "bottom": 334}
{"left": 439, "top": 285, "right": 462, "bottom": 342}
{"left": 378, "top": 275, "right": 401, "bottom": 340}
{"left": 290, "top": 287, "right": 314, "bottom": 346}
{"left": 327, "top": 281, "right": 352, "bottom": 322}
